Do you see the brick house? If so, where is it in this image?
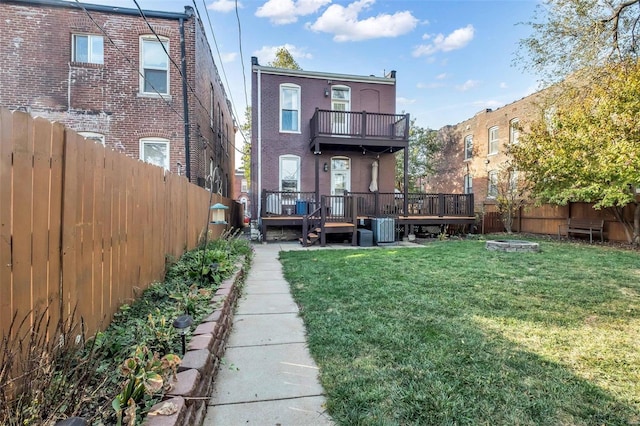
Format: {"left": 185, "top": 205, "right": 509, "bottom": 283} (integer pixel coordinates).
{"left": 425, "top": 91, "right": 545, "bottom": 210}
{"left": 232, "top": 168, "right": 250, "bottom": 219}
{"left": 0, "top": 0, "right": 235, "bottom": 194}
{"left": 250, "top": 57, "right": 475, "bottom": 245}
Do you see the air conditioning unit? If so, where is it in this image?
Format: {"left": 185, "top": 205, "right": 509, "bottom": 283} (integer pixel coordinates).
{"left": 372, "top": 218, "right": 395, "bottom": 243}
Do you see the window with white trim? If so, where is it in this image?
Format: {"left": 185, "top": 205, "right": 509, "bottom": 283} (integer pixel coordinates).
{"left": 140, "top": 36, "right": 169, "bottom": 95}
{"left": 279, "top": 155, "right": 300, "bottom": 192}
{"left": 241, "top": 179, "right": 248, "bottom": 193}
{"left": 280, "top": 84, "right": 300, "bottom": 132}
{"left": 464, "top": 174, "right": 473, "bottom": 194}
{"left": 464, "top": 135, "right": 473, "bottom": 160}
{"left": 488, "top": 126, "right": 499, "bottom": 155}
{"left": 72, "top": 34, "right": 103, "bottom": 64}
{"left": 488, "top": 170, "right": 498, "bottom": 198}
{"left": 139, "top": 137, "right": 170, "bottom": 170}
{"left": 78, "top": 131, "right": 105, "bottom": 145}
{"left": 509, "top": 118, "right": 520, "bottom": 144}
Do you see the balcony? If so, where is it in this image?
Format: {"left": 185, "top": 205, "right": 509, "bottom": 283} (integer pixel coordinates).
{"left": 310, "top": 109, "right": 410, "bottom": 153}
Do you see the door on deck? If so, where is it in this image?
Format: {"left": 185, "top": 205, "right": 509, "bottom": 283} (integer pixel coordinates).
{"left": 331, "top": 86, "right": 351, "bottom": 135}
{"left": 330, "top": 157, "right": 351, "bottom": 216}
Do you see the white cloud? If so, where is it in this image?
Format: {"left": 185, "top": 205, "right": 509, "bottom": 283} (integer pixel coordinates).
{"left": 397, "top": 97, "right": 416, "bottom": 105}
{"left": 220, "top": 52, "right": 238, "bottom": 63}
{"left": 499, "top": 82, "right": 508, "bottom": 89}
{"left": 435, "top": 73, "right": 447, "bottom": 80}
{"left": 412, "top": 24, "right": 475, "bottom": 57}
{"left": 307, "top": 0, "right": 418, "bottom": 42}
{"left": 253, "top": 44, "right": 313, "bottom": 64}
{"left": 256, "top": 0, "right": 331, "bottom": 25}
{"left": 207, "top": 0, "right": 241, "bottom": 12}
{"left": 417, "top": 82, "right": 444, "bottom": 89}
{"left": 456, "top": 79, "right": 479, "bottom": 91}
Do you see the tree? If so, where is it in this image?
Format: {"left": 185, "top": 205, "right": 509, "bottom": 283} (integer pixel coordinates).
{"left": 239, "top": 106, "right": 251, "bottom": 183}
{"left": 395, "top": 121, "right": 440, "bottom": 192}
{"left": 511, "top": 61, "right": 640, "bottom": 244}
{"left": 492, "top": 162, "right": 529, "bottom": 234}
{"left": 517, "top": 0, "right": 640, "bottom": 84}
{"left": 514, "top": 0, "right": 640, "bottom": 244}
{"left": 267, "top": 47, "right": 301, "bottom": 70}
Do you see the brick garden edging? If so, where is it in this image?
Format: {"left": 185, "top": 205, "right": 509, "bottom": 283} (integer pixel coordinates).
{"left": 143, "top": 259, "right": 248, "bottom": 426}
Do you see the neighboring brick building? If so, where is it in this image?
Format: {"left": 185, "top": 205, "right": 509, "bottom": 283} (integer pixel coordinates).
{"left": 232, "top": 168, "right": 250, "bottom": 219}
{"left": 425, "top": 90, "right": 545, "bottom": 208}
{"left": 0, "top": 0, "right": 235, "bottom": 194}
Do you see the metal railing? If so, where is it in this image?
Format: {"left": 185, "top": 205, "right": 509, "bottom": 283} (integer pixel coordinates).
{"left": 310, "top": 109, "right": 410, "bottom": 141}
{"left": 262, "top": 190, "right": 474, "bottom": 219}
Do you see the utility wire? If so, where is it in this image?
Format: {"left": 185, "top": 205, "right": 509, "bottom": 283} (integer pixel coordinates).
{"left": 195, "top": 0, "right": 249, "bottom": 147}
{"left": 73, "top": 0, "right": 185, "bottom": 122}
{"left": 132, "top": 0, "right": 213, "bottom": 129}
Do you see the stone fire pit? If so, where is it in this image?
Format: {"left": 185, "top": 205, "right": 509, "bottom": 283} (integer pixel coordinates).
{"left": 485, "top": 240, "right": 540, "bottom": 252}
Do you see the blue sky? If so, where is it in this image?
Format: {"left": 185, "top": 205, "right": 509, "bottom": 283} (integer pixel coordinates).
{"left": 72, "top": 0, "right": 542, "bottom": 151}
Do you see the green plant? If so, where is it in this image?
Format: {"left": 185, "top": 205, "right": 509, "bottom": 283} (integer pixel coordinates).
{"left": 112, "top": 345, "right": 181, "bottom": 426}
{"left": 0, "top": 306, "right": 102, "bottom": 425}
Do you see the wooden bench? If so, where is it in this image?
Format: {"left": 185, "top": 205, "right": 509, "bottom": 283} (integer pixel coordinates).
{"left": 558, "top": 218, "right": 604, "bottom": 243}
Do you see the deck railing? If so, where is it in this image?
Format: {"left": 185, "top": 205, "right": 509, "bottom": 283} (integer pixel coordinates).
{"left": 310, "top": 109, "right": 410, "bottom": 141}
{"left": 262, "top": 190, "right": 474, "bottom": 219}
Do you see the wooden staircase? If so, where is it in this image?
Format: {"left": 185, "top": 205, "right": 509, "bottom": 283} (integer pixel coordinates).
{"left": 299, "top": 196, "right": 357, "bottom": 247}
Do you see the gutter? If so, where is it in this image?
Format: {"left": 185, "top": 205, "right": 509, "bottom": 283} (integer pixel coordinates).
{"left": 257, "top": 67, "right": 262, "bottom": 222}
{"left": 180, "top": 17, "right": 191, "bottom": 181}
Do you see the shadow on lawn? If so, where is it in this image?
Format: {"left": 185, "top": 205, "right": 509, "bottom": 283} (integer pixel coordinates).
{"left": 282, "top": 245, "right": 640, "bottom": 425}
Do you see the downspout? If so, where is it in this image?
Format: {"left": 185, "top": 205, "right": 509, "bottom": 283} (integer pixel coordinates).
{"left": 180, "top": 18, "right": 191, "bottom": 181}
{"left": 257, "top": 67, "right": 262, "bottom": 221}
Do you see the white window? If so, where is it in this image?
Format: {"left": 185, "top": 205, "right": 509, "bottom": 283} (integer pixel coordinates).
{"left": 464, "top": 174, "right": 473, "bottom": 194}
{"left": 140, "top": 36, "right": 169, "bottom": 95}
{"left": 241, "top": 179, "right": 248, "bottom": 193}
{"left": 464, "top": 135, "right": 473, "bottom": 160}
{"left": 508, "top": 170, "right": 519, "bottom": 193}
{"left": 280, "top": 84, "right": 300, "bottom": 132}
{"left": 279, "top": 155, "right": 300, "bottom": 192}
{"left": 78, "top": 131, "right": 105, "bottom": 145}
{"left": 488, "top": 126, "right": 499, "bottom": 155}
{"left": 72, "top": 34, "right": 103, "bottom": 64}
{"left": 509, "top": 118, "right": 520, "bottom": 144}
{"left": 488, "top": 170, "right": 498, "bottom": 198}
{"left": 139, "top": 137, "right": 170, "bottom": 170}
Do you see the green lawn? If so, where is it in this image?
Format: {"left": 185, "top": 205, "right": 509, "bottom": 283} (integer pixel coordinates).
{"left": 280, "top": 240, "right": 640, "bottom": 425}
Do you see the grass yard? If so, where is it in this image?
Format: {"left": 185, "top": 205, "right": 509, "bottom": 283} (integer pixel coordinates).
{"left": 280, "top": 240, "right": 640, "bottom": 425}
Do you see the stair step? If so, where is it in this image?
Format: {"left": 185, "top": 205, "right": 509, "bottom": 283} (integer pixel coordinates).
{"left": 308, "top": 232, "right": 319, "bottom": 239}
{"left": 298, "top": 237, "right": 317, "bottom": 246}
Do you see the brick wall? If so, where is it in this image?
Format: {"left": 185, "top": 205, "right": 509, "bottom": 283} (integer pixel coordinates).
{"left": 250, "top": 66, "right": 397, "bottom": 217}
{"left": 426, "top": 91, "right": 546, "bottom": 207}
{"left": 0, "top": 0, "right": 234, "bottom": 187}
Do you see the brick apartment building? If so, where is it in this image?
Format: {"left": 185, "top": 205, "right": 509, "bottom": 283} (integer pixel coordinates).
{"left": 232, "top": 168, "right": 250, "bottom": 219}
{"left": 0, "top": 0, "right": 235, "bottom": 194}
{"left": 425, "top": 91, "right": 545, "bottom": 208}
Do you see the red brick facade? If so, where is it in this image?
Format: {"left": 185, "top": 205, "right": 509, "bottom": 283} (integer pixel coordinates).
{"left": 426, "top": 91, "right": 545, "bottom": 208}
{"left": 251, "top": 60, "right": 399, "bottom": 218}
{"left": 0, "top": 0, "right": 234, "bottom": 193}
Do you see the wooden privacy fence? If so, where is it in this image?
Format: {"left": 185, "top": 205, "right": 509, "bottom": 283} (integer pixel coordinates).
{"left": 0, "top": 109, "right": 239, "bottom": 340}
{"left": 480, "top": 202, "right": 635, "bottom": 242}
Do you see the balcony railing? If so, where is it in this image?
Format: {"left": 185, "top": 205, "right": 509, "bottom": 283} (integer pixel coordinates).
{"left": 310, "top": 109, "right": 410, "bottom": 142}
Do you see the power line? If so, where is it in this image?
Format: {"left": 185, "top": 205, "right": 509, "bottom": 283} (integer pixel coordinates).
{"left": 73, "top": 0, "right": 185, "bottom": 122}
{"left": 194, "top": 0, "right": 249, "bottom": 148}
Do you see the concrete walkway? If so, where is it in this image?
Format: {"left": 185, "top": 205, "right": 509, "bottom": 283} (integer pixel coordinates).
{"left": 204, "top": 242, "right": 334, "bottom": 425}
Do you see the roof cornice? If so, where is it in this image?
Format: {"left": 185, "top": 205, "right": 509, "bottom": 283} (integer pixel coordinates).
{"left": 252, "top": 64, "right": 396, "bottom": 85}
{"left": 4, "top": 0, "right": 193, "bottom": 20}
